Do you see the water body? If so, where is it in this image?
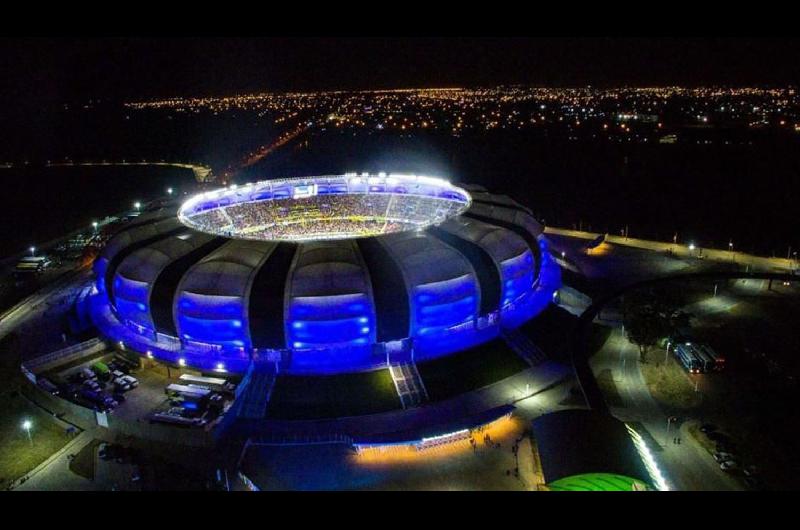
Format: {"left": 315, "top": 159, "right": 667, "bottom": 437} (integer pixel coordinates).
{"left": 0, "top": 165, "right": 196, "bottom": 258}
{"left": 4, "top": 126, "right": 798, "bottom": 260}
{"left": 241, "top": 130, "right": 800, "bottom": 258}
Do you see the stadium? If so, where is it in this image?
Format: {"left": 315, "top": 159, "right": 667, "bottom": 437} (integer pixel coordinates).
{"left": 89, "top": 173, "right": 561, "bottom": 375}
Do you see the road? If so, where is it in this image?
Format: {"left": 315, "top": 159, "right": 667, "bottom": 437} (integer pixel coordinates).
{"left": 591, "top": 327, "right": 743, "bottom": 490}
{"left": 545, "top": 227, "right": 798, "bottom": 273}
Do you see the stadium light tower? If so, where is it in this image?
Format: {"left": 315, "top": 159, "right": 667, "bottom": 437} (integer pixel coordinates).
{"left": 21, "top": 419, "right": 33, "bottom": 446}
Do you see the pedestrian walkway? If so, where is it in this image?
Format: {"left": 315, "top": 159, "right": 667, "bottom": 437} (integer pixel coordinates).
{"left": 12, "top": 430, "right": 95, "bottom": 491}
{"left": 236, "top": 363, "right": 278, "bottom": 420}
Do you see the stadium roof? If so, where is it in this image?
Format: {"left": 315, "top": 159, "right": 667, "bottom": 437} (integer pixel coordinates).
{"left": 531, "top": 409, "right": 650, "bottom": 488}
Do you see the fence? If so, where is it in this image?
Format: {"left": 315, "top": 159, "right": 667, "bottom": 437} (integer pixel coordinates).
{"left": 22, "top": 337, "right": 106, "bottom": 374}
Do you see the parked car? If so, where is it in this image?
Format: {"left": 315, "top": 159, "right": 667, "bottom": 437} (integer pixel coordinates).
{"left": 108, "top": 361, "right": 130, "bottom": 375}
{"left": 744, "top": 476, "right": 763, "bottom": 490}
{"left": 120, "top": 374, "right": 139, "bottom": 388}
{"left": 80, "top": 388, "right": 118, "bottom": 410}
{"left": 91, "top": 361, "right": 111, "bottom": 381}
{"left": 113, "top": 377, "right": 132, "bottom": 392}
{"left": 82, "top": 379, "right": 102, "bottom": 392}
{"left": 714, "top": 451, "right": 737, "bottom": 463}
{"left": 743, "top": 465, "right": 760, "bottom": 477}
{"left": 720, "top": 460, "right": 739, "bottom": 472}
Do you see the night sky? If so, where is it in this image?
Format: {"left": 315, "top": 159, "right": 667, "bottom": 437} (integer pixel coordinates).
{"left": 2, "top": 38, "right": 800, "bottom": 110}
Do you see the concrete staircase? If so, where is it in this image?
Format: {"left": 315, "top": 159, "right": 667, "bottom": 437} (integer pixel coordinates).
{"left": 386, "top": 346, "right": 428, "bottom": 409}
{"left": 388, "top": 361, "right": 428, "bottom": 409}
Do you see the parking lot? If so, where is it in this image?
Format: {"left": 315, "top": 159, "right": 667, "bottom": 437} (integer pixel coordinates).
{"left": 39, "top": 351, "right": 236, "bottom": 428}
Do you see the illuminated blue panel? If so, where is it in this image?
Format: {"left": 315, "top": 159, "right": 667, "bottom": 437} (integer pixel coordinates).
{"left": 500, "top": 250, "right": 535, "bottom": 306}
{"left": 176, "top": 292, "right": 249, "bottom": 351}
{"left": 412, "top": 274, "right": 478, "bottom": 336}
{"left": 112, "top": 275, "right": 153, "bottom": 334}
{"left": 286, "top": 293, "right": 374, "bottom": 349}
{"left": 500, "top": 236, "right": 562, "bottom": 329}
{"left": 94, "top": 257, "right": 109, "bottom": 293}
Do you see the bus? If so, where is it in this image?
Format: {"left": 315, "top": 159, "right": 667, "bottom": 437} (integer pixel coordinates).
{"left": 697, "top": 343, "right": 725, "bottom": 371}
{"left": 687, "top": 343, "right": 716, "bottom": 373}
{"left": 165, "top": 384, "right": 211, "bottom": 404}
{"left": 178, "top": 374, "right": 233, "bottom": 394}
{"left": 674, "top": 343, "right": 703, "bottom": 374}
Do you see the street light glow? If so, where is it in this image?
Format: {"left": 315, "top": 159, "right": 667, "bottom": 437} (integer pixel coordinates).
{"left": 688, "top": 243, "right": 696, "bottom": 251}
{"left": 134, "top": 201, "right": 141, "bottom": 210}
{"left": 22, "top": 419, "right": 32, "bottom": 431}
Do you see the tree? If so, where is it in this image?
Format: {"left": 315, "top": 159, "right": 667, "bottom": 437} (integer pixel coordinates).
{"left": 622, "top": 287, "right": 685, "bottom": 363}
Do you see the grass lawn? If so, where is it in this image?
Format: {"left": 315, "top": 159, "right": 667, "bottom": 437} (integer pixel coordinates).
{"left": 267, "top": 369, "right": 401, "bottom": 420}
{"left": 417, "top": 338, "right": 528, "bottom": 402}
{"left": 640, "top": 355, "right": 703, "bottom": 411}
{"left": 0, "top": 391, "right": 74, "bottom": 489}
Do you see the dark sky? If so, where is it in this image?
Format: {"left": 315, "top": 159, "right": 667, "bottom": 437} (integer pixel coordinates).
{"left": 2, "top": 37, "right": 800, "bottom": 108}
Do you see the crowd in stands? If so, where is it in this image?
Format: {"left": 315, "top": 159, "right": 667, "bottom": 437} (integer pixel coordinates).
{"left": 183, "top": 192, "right": 467, "bottom": 240}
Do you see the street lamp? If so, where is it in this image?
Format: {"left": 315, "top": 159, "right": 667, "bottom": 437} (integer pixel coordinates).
{"left": 29, "top": 246, "right": 35, "bottom": 257}
{"left": 133, "top": 201, "right": 141, "bottom": 211}
{"left": 92, "top": 221, "right": 99, "bottom": 232}
{"left": 688, "top": 243, "right": 696, "bottom": 251}
{"left": 167, "top": 187, "right": 174, "bottom": 195}
{"left": 21, "top": 419, "right": 33, "bottom": 446}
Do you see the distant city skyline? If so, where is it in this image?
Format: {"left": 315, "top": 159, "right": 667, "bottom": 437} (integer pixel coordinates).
{"left": 3, "top": 38, "right": 800, "bottom": 111}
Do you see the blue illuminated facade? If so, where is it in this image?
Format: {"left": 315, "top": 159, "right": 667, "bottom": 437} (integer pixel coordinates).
{"left": 88, "top": 181, "right": 561, "bottom": 375}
